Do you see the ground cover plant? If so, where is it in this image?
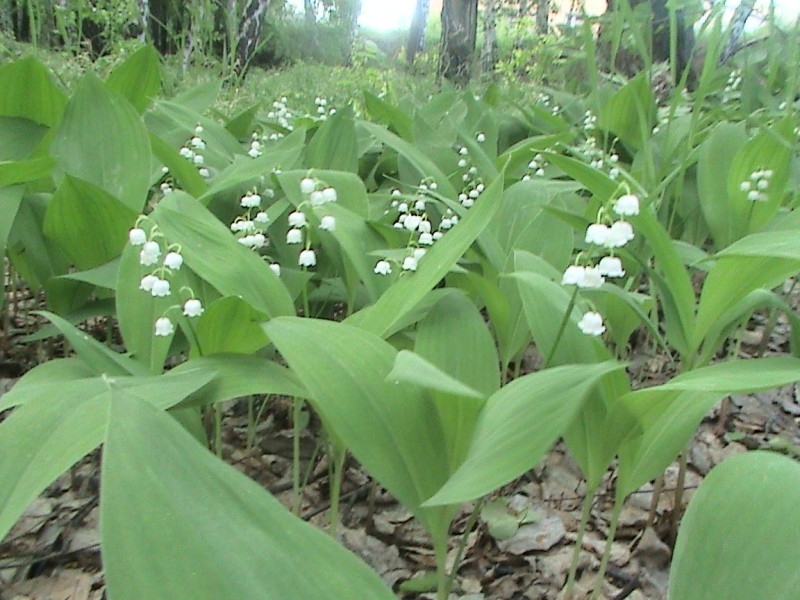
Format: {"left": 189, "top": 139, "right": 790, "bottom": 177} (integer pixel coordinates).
{"left": 2, "top": 2, "right": 800, "bottom": 599}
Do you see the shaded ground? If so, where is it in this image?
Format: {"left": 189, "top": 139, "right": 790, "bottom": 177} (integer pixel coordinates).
{"left": 1, "top": 315, "right": 799, "bottom": 600}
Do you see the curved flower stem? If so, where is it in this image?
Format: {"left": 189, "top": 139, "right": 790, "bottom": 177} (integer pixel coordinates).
{"left": 590, "top": 499, "right": 623, "bottom": 600}
{"left": 544, "top": 286, "right": 580, "bottom": 369}
{"left": 328, "top": 441, "right": 346, "bottom": 537}
{"left": 564, "top": 486, "right": 596, "bottom": 599}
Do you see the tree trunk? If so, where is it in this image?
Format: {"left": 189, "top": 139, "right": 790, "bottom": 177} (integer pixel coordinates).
{"left": 535, "top": 0, "right": 548, "bottom": 35}
{"left": 137, "top": 0, "right": 150, "bottom": 43}
{"left": 304, "top": 0, "right": 315, "bottom": 25}
{"left": 406, "top": 0, "right": 430, "bottom": 65}
{"left": 513, "top": 0, "right": 529, "bottom": 51}
{"left": 235, "top": 0, "right": 271, "bottom": 77}
{"left": 438, "top": 0, "right": 478, "bottom": 87}
{"left": 721, "top": 0, "right": 756, "bottom": 64}
{"left": 480, "top": 0, "right": 497, "bottom": 74}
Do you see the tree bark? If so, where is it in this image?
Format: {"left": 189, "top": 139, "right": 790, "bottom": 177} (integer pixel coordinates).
{"left": 406, "top": 0, "right": 430, "bottom": 65}
{"left": 535, "top": 0, "right": 548, "bottom": 35}
{"left": 438, "top": 0, "right": 478, "bottom": 87}
{"left": 721, "top": 0, "right": 756, "bottom": 64}
{"left": 235, "top": 0, "right": 271, "bottom": 77}
{"left": 480, "top": 0, "right": 497, "bottom": 74}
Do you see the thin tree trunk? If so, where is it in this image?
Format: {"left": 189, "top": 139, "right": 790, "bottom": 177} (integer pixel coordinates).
{"left": 721, "top": 0, "right": 756, "bottom": 64}
{"left": 438, "top": 0, "right": 478, "bottom": 87}
{"left": 406, "top": 0, "right": 430, "bottom": 65}
{"left": 480, "top": 0, "right": 497, "bottom": 74}
{"left": 235, "top": 0, "right": 271, "bottom": 77}
{"left": 137, "top": 0, "right": 150, "bottom": 43}
{"left": 514, "top": 0, "right": 529, "bottom": 51}
{"left": 535, "top": 0, "right": 548, "bottom": 35}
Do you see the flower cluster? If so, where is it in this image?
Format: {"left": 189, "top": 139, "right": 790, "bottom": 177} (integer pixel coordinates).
{"left": 314, "top": 96, "right": 337, "bottom": 120}
{"left": 288, "top": 177, "right": 340, "bottom": 269}
{"left": 375, "top": 179, "right": 460, "bottom": 275}
{"left": 247, "top": 133, "right": 263, "bottom": 158}
{"left": 455, "top": 142, "right": 487, "bottom": 208}
{"left": 523, "top": 153, "right": 549, "bottom": 180}
{"left": 740, "top": 168, "right": 773, "bottom": 203}
{"left": 231, "top": 188, "right": 274, "bottom": 250}
{"left": 179, "top": 125, "right": 211, "bottom": 178}
{"left": 128, "top": 220, "right": 204, "bottom": 337}
{"left": 267, "top": 97, "right": 294, "bottom": 132}
{"left": 562, "top": 193, "right": 640, "bottom": 336}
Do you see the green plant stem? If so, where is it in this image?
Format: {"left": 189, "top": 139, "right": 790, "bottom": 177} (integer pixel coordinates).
{"left": 590, "top": 499, "right": 623, "bottom": 600}
{"left": 544, "top": 286, "right": 579, "bottom": 369}
{"left": 328, "top": 442, "right": 346, "bottom": 537}
{"left": 441, "top": 497, "right": 485, "bottom": 598}
{"left": 564, "top": 487, "right": 595, "bottom": 599}
{"left": 292, "top": 398, "right": 304, "bottom": 515}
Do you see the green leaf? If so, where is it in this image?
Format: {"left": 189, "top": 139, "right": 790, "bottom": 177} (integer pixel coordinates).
{"left": 0, "top": 370, "right": 212, "bottom": 541}
{"left": 387, "top": 350, "right": 484, "bottom": 399}
{"left": 44, "top": 176, "right": 137, "bottom": 269}
{"left": 670, "top": 452, "right": 800, "bottom": 600}
{"left": 543, "top": 152, "right": 619, "bottom": 204}
{"left": 616, "top": 357, "right": 800, "bottom": 498}
{"left": 115, "top": 241, "right": 183, "bottom": 374}
{"left": 193, "top": 296, "right": 270, "bottom": 356}
{"left": 170, "top": 354, "right": 306, "bottom": 408}
{"left": 36, "top": 310, "right": 149, "bottom": 376}
{"left": 105, "top": 45, "right": 161, "bottom": 113}
{"left": 0, "top": 116, "right": 48, "bottom": 161}
{"left": 363, "top": 91, "right": 414, "bottom": 139}
{"left": 360, "top": 121, "right": 457, "bottom": 198}
{"left": 0, "top": 156, "right": 55, "bottom": 186}
{"left": 345, "top": 175, "right": 503, "bottom": 338}
{"left": 101, "top": 397, "right": 395, "bottom": 600}
{"left": 424, "top": 361, "right": 623, "bottom": 506}
{"left": 0, "top": 56, "right": 66, "bottom": 127}
{"left": 598, "top": 72, "right": 655, "bottom": 149}
{"left": 306, "top": 105, "right": 358, "bottom": 172}
{"left": 0, "top": 358, "right": 93, "bottom": 411}
{"left": 0, "top": 185, "right": 24, "bottom": 262}
{"left": 264, "top": 317, "right": 455, "bottom": 535}
{"left": 52, "top": 72, "right": 151, "bottom": 213}
{"left": 692, "top": 231, "right": 800, "bottom": 352}
{"left": 697, "top": 122, "right": 748, "bottom": 249}
{"left": 154, "top": 192, "right": 295, "bottom": 319}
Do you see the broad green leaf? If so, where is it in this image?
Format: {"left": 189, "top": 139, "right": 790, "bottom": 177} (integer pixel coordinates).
{"left": 692, "top": 231, "right": 800, "bottom": 352}
{"left": 264, "top": 317, "right": 455, "bottom": 536}
{"left": 306, "top": 105, "right": 358, "bottom": 172}
{"left": 0, "top": 370, "right": 212, "bottom": 541}
{"left": 345, "top": 175, "right": 503, "bottom": 338}
{"left": 616, "top": 357, "right": 800, "bottom": 497}
{"left": 697, "top": 122, "right": 748, "bottom": 249}
{"left": 225, "top": 103, "right": 259, "bottom": 139}
{"left": 105, "top": 45, "right": 161, "bottom": 113}
{"left": 598, "top": 72, "right": 655, "bottom": 149}
{"left": 36, "top": 310, "right": 149, "bottom": 376}
{"left": 0, "top": 56, "right": 66, "bottom": 127}
{"left": 387, "top": 350, "right": 484, "bottom": 399}
{"left": 0, "top": 116, "right": 48, "bottom": 161}
{"left": 44, "top": 176, "right": 137, "bottom": 269}
{"left": 0, "top": 186, "right": 24, "bottom": 262}
{"left": 0, "top": 358, "right": 94, "bottom": 411}
{"left": 154, "top": 192, "right": 294, "bottom": 319}
{"left": 631, "top": 208, "right": 696, "bottom": 358}
{"left": 170, "top": 79, "right": 222, "bottom": 115}
{"left": 54, "top": 258, "right": 119, "bottom": 290}
{"left": 170, "top": 354, "right": 306, "bottom": 408}
{"left": 414, "top": 292, "right": 499, "bottom": 471}
{"left": 192, "top": 296, "right": 270, "bottom": 356}
{"left": 670, "top": 452, "right": 800, "bottom": 600}
{"left": 543, "top": 152, "right": 619, "bottom": 204}
{"left": 101, "top": 397, "right": 396, "bottom": 600}
{"left": 276, "top": 169, "right": 369, "bottom": 218}
{"left": 425, "top": 361, "right": 623, "bottom": 506}
{"left": 149, "top": 132, "right": 207, "bottom": 197}
{"left": 363, "top": 91, "right": 414, "bottom": 140}
{"left": 0, "top": 156, "right": 55, "bottom": 186}
{"left": 360, "top": 121, "right": 457, "bottom": 198}
{"left": 52, "top": 72, "right": 151, "bottom": 213}
{"left": 198, "top": 129, "right": 305, "bottom": 203}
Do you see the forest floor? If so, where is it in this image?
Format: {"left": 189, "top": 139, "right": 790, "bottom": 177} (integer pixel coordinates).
{"left": 1, "top": 313, "right": 799, "bottom": 600}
